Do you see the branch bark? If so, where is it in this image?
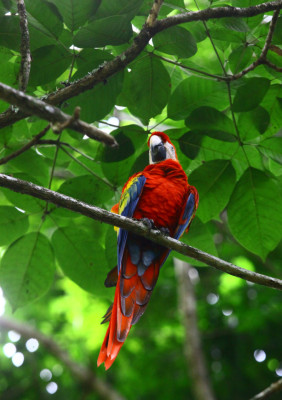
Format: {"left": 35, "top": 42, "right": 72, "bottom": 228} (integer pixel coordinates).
{"left": 0, "top": 83, "right": 117, "bottom": 147}
{"left": 0, "top": 173, "right": 281, "bottom": 291}
{"left": 175, "top": 260, "right": 216, "bottom": 400}
{"left": 0, "top": 1, "right": 281, "bottom": 129}
{"left": 146, "top": 0, "right": 164, "bottom": 27}
{"left": 17, "top": 0, "right": 31, "bottom": 92}
{"left": 0, "top": 317, "right": 125, "bottom": 400}
{"left": 249, "top": 378, "right": 282, "bottom": 400}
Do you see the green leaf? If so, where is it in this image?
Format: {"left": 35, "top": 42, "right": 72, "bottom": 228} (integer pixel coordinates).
{"left": 227, "top": 168, "right": 282, "bottom": 259}
{"left": 153, "top": 26, "right": 197, "bottom": 59}
{"left": 0, "top": 15, "right": 21, "bottom": 51}
{"left": 238, "top": 107, "right": 270, "bottom": 141}
{"left": 0, "top": 206, "right": 29, "bottom": 246}
{"left": 129, "top": 151, "right": 148, "bottom": 176}
{"left": 48, "top": 0, "right": 101, "bottom": 32}
{"left": 29, "top": 45, "right": 72, "bottom": 86}
{"left": 105, "top": 224, "right": 117, "bottom": 269}
{"left": 183, "top": 21, "right": 207, "bottom": 42}
{"left": 95, "top": 0, "right": 143, "bottom": 19}
{"left": 73, "top": 15, "right": 133, "bottom": 48}
{"left": 250, "top": 106, "right": 270, "bottom": 134}
{"left": 168, "top": 77, "right": 226, "bottom": 120}
{"left": 178, "top": 131, "right": 203, "bottom": 160}
{"left": 65, "top": 71, "right": 123, "bottom": 122}
{"left": 208, "top": 27, "right": 245, "bottom": 43}
{"left": 228, "top": 45, "right": 253, "bottom": 74}
{"left": 56, "top": 175, "right": 114, "bottom": 218}
{"left": 219, "top": 17, "right": 249, "bottom": 32}
{"left": 25, "top": 0, "right": 63, "bottom": 39}
{"left": 99, "top": 131, "right": 135, "bottom": 163}
{"left": 175, "top": 217, "right": 218, "bottom": 266}
{"left": 272, "top": 16, "right": 282, "bottom": 45}
{"left": 259, "top": 138, "right": 282, "bottom": 165}
{"left": 232, "top": 78, "right": 270, "bottom": 112}
{"left": 189, "top": 160, "right": 236, "bottom": 223}
{"left": 52, "top": 226, "right": 107, "bottom": 294}
{"left": 0, "top": 232, "right": 54, "bottom": 310}
{"left": 0, "top": 47, "right": 19, "bottom": 86}
{"left": 119, "top": 56, "right": 171, "bottom": 124}
{"left": 185, "top": 106, "right": 236, "bottom": 142}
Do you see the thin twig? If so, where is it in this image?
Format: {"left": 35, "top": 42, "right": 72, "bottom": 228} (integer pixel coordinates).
{"left": 262, "top": 58, "right": 282, "bottom": 72}
{"left": 17, "top": 0, "right": 31, "bottom": 91}
{"left": 0, "top": 1, "right": 281, "bottom": 129}
{"left": 146, "top": 0, "right": 164, "bottom": 27}
{"left": 0, "top": 83, "right": 118, "bottom": 147}
{"left": 59, "top": 144, "right": 116, "bottom": 190}
{"left": 150, "top": 52, "right": 227, "bottom": 81}
{"left": 230, "top": 9, "right": 281, "bottom": 80}
{"left": 0, "top": 317, "right": 125, "bottom": 400}
{"left": 0, "top": 173, "right": 281, "bottom": 291}
{"left": 0, "top": 124, "right": 50, "bottom": 165}
{"left": 249, "top": 378, "right": 282, "bottom": 400}
{"left": 38, "top": 139, "right": 97, "bottom": 161}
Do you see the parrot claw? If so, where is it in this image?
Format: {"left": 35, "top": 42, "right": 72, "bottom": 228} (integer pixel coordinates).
{"left": 141, "top": 218, "right": 157, "bottom": 230}
{"left": 159, "top": 227, "right": 170, "bottom": 236}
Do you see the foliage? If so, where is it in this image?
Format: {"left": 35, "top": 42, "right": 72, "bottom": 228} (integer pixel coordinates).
{"left": 0, "top": 0, "right": 281, "bottom": 399}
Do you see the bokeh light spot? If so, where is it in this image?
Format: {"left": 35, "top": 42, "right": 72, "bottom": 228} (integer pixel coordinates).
{"left": 26, "top": 338, "right": 39, "bottom": 352}
{"left": 3, "top": 343, "right": 16, "bottom": 358}
{"left": 46, "top": 382, "right": 58, "bottom": 394}
{"left": 12, "top": 352, "right": 24, "bottom": 367}
{"left": 254, "top": 349, "right": 266, "bottom": 363}
{"left": 40, "top": 369, "right": 52, "bottom": 382}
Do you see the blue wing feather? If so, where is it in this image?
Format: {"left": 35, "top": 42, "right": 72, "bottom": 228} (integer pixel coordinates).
{"left": 117, "top": 175, "right": 146, "bottom": 272}
{"left": 174, "top": 193, "right": 195, "bottom": 240}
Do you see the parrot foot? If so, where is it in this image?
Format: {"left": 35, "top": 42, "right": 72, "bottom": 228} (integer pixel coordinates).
{"left": 159, "top": 227, "right": 170, "bottom": 236}
{"left": 141, "top": 218, "right": 157, "bottom": 230}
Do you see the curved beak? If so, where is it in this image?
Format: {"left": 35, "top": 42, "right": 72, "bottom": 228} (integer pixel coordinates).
{"left": 150, "top": 142, "right": 166, "bottom": 163}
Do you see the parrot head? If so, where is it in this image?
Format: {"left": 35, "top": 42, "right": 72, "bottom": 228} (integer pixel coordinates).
{"left": 148, "top": 132, "right": 178, "bottom": 164}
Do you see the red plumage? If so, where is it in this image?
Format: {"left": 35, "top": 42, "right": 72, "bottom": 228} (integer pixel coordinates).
{"left": 97, "top": 133, "right": 198, "bottom": 369}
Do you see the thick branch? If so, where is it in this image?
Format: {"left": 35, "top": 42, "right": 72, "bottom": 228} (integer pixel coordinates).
{"left": 0, "top": 83, "right": 117, "bottom": 147}
{"left": 157, "top": 1, "right": 282, "bottom": 29}
{"left": 0, "top": 173, "right": 281, "bottom": 291}
{"left": 17, "top": 0, "right": 31, "bottom": 91}
{"left": 175, "top": 260, "right": 216, "bottom": 400}
{"left": 0, "top": 124, "right": 50, "bottom": 165}
{"left": 0, "top": 317, "right": 125, "bottom": 400}
{"left": 0, "top": 1, "right": 281, "bottom": 129}
{"left": 249, "top": 378, "right": 282, "bottom": 400}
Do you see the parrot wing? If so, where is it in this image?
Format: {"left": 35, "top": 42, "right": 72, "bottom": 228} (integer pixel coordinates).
{"left": 174, "top": 186, "right": 199, "bottom": 240}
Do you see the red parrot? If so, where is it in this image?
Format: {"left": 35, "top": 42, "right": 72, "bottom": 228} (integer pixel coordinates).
{"left": 97, "top": 132, "right": 198, "bottom": 369}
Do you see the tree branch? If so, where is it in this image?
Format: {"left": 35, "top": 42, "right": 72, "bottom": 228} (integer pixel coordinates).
{"left": 0, "top": 83, "right": 117, "bottom": 147}
{"left": 230, "top": 9, "right": 281, "bottom": 80}
{"left": 17, "top": 0, "right": 31, "bottom": 92}
{"left": 0, "top": 173, "right": 281, "bottom": 291}
{"left": 0, "top": 317, "right": 125, "bottom": 400}
{"left": 175, "top": 260, "right": 216, "bottom": 400}
{"left": 146, "top": 0, "right": 164, "bottom": 27}
{"left": 0, "top": 124, "right": 50, "bottom": 165}
{"left": 0, "top": 1, "right": 281, "bottom": 129}
{"left": 249, "top": 378, "right": 282, "bottom": 400}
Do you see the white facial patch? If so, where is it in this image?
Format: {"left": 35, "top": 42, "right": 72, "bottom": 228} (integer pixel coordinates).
{"left": 149, "top": 135, "right": 162, "bottom": 148}
{"left": 164, "top": 142, "right": 177, "bottom": 161}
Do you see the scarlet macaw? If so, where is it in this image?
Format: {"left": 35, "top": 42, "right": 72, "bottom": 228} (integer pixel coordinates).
{"left": 97, "top": 132, "right": 198, "bottom": 369}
